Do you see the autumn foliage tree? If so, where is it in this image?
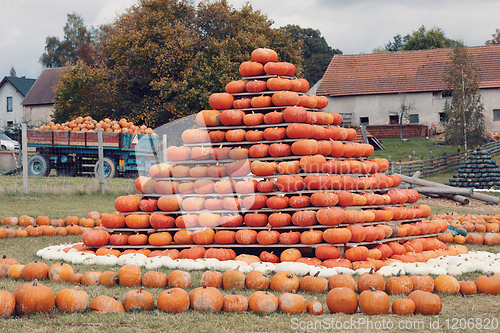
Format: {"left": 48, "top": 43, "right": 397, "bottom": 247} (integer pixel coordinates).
{"left": 51, "top": 0, "right": 302, "bottom": 127}
{"left": 40, "top": 13, "right": 97, "bottom": 68}
{"left": 486, "top": 29, "right": 500, "bottom": 45}
{"left": 442, "top": 42, "right": 487, "bottom": 150}
{"left": 384, "top": 26, "right": 454, "bottom": 52}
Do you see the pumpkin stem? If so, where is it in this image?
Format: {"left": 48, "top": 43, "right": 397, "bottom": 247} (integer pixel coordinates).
{"left": 286, "top": 273, "right": 293, "bottom": 279}
{"left": 397, "top": 269, "right": 402, "bottom": 277}
{"left": 487, "top": 272, "right": 491, "bottom": 277}
{"left": 369, "top": 286, "right": 376, "bottom": 292}
{"left": 33, "top": 279, "right": 38, "bottom": 287}
{"left": 369, "top": 267, "right": 374, "bottom": 274}
{"left": 314, "top": 271, "right": 320, "bottom": 277}
{"left": 231, "top": 289, "right": 237, "bottom": 295}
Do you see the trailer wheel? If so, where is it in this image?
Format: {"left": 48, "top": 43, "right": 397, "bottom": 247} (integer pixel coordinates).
{"left": 95, "top": 157, "right": 116, "bottom": 178}
{"left": 28, "top": 154, "right": 51, "bottom": 177}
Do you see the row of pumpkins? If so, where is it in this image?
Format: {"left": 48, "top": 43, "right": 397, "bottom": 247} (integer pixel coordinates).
{"left": 33, "top": 116, "right": 155, "bottom": 134}
{"left": 82, "top": 214, "right": 445, "bottom": 251}
{"left": 0, "top": 212, "right": 103, "bottom": 238}
{"left": 0, "top": 279, "right": 441, "bottom": 316}
{"left": 1, "top": 253, "right": 500, "bottom": 317}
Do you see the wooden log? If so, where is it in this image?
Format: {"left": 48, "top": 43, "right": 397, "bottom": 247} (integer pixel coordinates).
{"left": 415, "top": 186, "right": 473, "bottom": 196}
{"left": 422, "top": 193, "right": 470, "bottom": 205}
{"left": 398, "top": 173, "right": 500, "bottom": 204}
{"left": 442, "top": 195, "right": 470, "bottom": 205}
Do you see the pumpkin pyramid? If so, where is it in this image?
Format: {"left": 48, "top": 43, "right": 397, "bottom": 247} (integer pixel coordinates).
{"left": 86, "top": 47, "right": 446, "bottom": 264}
{"left": 446, "top": 148, "right": 500, "bottom": 189}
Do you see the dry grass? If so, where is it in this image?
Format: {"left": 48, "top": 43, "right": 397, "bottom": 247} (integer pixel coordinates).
{"left": 0, "top": 234, "right": 499, "bottom": 332}
{"left": 0, "top": 175, "right": 133, "bottom": 196}
{"left": 1, "top": 172, "right": 500, "bottom": 332}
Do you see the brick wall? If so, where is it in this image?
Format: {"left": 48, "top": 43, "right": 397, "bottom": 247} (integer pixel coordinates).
{"left": 363, "top": 124, "right": 428, "bottom": 139}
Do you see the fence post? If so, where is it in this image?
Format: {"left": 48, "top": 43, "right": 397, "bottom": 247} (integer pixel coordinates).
{"left": 22, "top": 123, "right": 28, "bottom": 194}
{"left": 443, "top": 152, "right": 448, "bottom": 171}
{"left": 162, "top": 134, "right": 167, "bottom": 163}
{"left": 420, "top": 156, "right": 424, "bottom": 175}
{"left": 388, "top": 156, "right": 392, "bottom": 174}
{"left": 97, "top": 128, "right": 105, "bottom": 194}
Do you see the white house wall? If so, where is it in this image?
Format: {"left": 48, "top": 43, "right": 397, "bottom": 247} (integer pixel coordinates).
{"left": 25, "top": 105, "right": 54, "bottom": 127}
{"left": 321, "top": 88, "right": 500, "bottom": 132}
{"left": 482, "top": 88, "right": 500, "bottom": 132}
{"left": 0, "top": 82, "right": 24, "bottom": 128}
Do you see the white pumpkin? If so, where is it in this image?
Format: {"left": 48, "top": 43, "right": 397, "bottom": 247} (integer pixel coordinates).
{"left": 177, "top": 259, "right": 206, "bottom": 271}
{"left": 275, "top": 262, "right": 311, "bottom": 276}
{"left": 316, "top": 267, "right": 340, "bottom": 278}
{"left": 94, "top": 254, "right": 119, "bottom": 266}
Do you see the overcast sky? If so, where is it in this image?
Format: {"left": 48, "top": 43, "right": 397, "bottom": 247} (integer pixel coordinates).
{"left": 1, "top": 0, "right": 499, "bottom": 79}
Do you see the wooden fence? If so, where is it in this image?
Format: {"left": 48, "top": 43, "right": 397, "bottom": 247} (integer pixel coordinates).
{"left": 388, "top": 140, "right": 500, "bottom": 176}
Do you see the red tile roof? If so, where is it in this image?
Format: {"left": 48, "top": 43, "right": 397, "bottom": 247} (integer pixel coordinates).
{"left": 316, "top": 45, "right": 500, "bottom": 97}
{"left": 22, "top": 67, "right": 64, "bottom": 106}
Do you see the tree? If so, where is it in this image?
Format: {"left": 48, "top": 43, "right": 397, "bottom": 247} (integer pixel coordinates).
{"left": 52, "top": 0, "right": 302, "bottom": 127}
{"left": 52, "top": 61, "right": 119, "bottom": 122}
{"left": 281, "top": 25, "right": 341, "bottom": 85}
{"left": 385, "top": 34, "right": 408, "bottom": 52}
{"left": 486, "top": 28, "right": 500, "bottom": 45}
{"left": 389, "top": 94, "right": 415, "bottom": 141}
{"left": 9, "top": 66, "right": 16, "bottom": 77}
{"left": 442, "top": 42, "right": 487, "bottom": 150}
{"left": 40, "top": 13, "right": 97, "bottom": 68}
{"left": 402, "top": 26, "right": 454, "bottom": 51}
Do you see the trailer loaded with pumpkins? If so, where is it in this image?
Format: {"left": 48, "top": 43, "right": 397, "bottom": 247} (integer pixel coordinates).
{"left": 21, "top": 119, "right": 159, "bottom": 178}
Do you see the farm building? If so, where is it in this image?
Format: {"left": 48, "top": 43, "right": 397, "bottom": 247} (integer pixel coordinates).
{"left": 313, "top": 45, "right": 500, "bottom": 137}
{"left": 21, "top": 67, "right": 64, "bottom": 127}
{"left": 0, "top": 75, "right": 36, "bottom": 129}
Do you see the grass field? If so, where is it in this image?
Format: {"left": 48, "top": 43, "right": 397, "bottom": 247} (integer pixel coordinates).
{"left": 370, "top": 136, "right": 462, "bottom": 163}
{"left": 1, "top": 137, "right": 500, "bottom": 332}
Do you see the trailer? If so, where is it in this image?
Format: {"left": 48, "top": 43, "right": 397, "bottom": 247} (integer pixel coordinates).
{"left": 22, "top": 129, "right": 160, "bottom": 178}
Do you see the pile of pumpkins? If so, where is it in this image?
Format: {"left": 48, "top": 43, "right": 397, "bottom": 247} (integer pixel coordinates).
{"left": 33, "top": 116, "right": 155, "bottom": 134}
{"left": 108, "top": 46, "right": 429, "bottom": 262}
{"left": 1, "top": 255, "right": 500, "bottom": 317}
{"left": 434, "top": 212, "right": 500, "bottom": 246}
{"left": 446, "top": 148, "right": 500, "bottom": 189}
{"left": 0, "top": 212, "right": 102, "bottom": 238}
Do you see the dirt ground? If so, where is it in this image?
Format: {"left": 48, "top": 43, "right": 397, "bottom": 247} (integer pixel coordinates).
{"left": 418, "top": 195, "right": 500, "bottom": 214}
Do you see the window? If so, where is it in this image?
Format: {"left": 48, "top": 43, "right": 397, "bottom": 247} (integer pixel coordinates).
{"left": 7, "top": 121, "right": 13, "bottom": 127}
{"left": 359, "top": 117, "right": 369, "bottom": 125}
{"left": 494, "top": 109, "right": 500, "bottom": 121}
{"left": 389, "top": 115, "right": 399, "bottom": 124}
{"left": 6, "top": 97, "right": 13, "bottom": 112}
{"left": 409, "top": 114, "right": 419, "bottom": 124}
{"left": 439, "top": 112, "right": 446, "bottom": 122}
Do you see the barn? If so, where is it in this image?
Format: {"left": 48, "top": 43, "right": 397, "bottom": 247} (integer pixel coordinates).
{"left": 313, "top": 45, "right": 500, "bottom": 137}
